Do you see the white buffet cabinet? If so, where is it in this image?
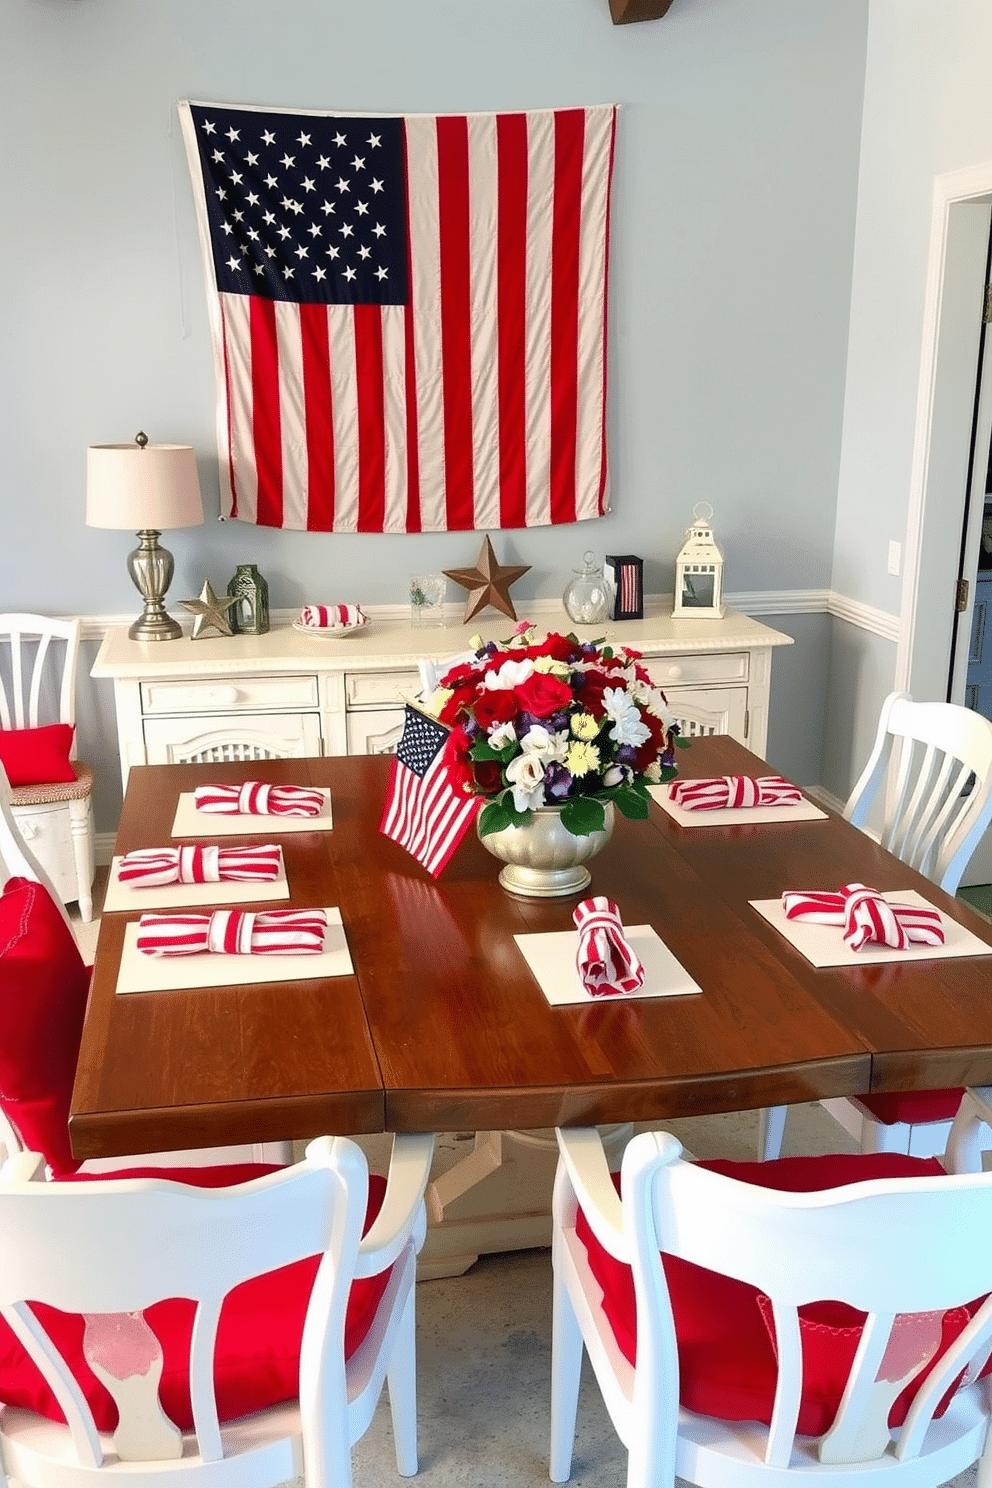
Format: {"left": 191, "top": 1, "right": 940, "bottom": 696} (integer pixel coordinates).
{"left": 92, "top": 604, "right": 792, "bottom": 784}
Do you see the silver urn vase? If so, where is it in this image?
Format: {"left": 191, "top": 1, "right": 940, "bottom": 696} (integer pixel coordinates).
{"left": 478, "top": 803, "right": 615, "bottom": 898}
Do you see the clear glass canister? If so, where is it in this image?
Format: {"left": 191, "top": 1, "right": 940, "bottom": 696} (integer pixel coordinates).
{"left": 562, "top": 551, "right": 612, "bottom": 625}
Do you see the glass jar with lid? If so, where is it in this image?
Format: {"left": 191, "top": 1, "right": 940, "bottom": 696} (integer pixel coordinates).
{"left": 562, "top": 551, "right": 613, "bottom": 625}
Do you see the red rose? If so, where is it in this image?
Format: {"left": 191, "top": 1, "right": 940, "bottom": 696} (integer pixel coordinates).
{"left": 472, "top": 758, "right": 505, "bottom": 794}
{"left": 441, "top": 727, "right": 476, "bottom": 794}
{"left": 473, "top": 688, "right": 520, "bottom": 729}
{"left": 633, "top": 712, "right": 669, "bottom": 775}
{"left": 575, "top": 669, "right": 610, "bottom": 717}
{"left": 527, "top": 632, "right": 579, "bottom": 664}
{"left": 514, "top": 672, "right": 573, "bottom": 719}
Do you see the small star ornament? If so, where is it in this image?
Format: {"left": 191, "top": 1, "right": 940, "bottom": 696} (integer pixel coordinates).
{"left": 444, "top": 537, "right": 531, "bottom": 623}
{"left": 179, "top": 580, "right": 238, "bottom": 639}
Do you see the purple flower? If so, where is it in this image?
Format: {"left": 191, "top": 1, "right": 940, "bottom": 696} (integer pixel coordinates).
{"left": 544, "top": 762, "right": 572, "bottom": 801}
{"left": 549, "top": 710, "right": 570, "bottom": 732}
{"left": 616, "top": 744, "right": 638, "bottom": 765}
{"left": 580, "top": 641, "right": 598, "bottom": 656}
{"left": 463, "top": 716, "right": 481, "bottom": 739}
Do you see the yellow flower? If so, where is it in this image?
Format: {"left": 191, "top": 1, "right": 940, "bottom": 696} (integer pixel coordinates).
{"left": 570, "top": 712, "right": 599, "bottom": 740}
{"left": 566, "top": 741, "right": 601, "bottom": 777}
{"left": 533, "top": 655, "right": 571, "bottom": 677}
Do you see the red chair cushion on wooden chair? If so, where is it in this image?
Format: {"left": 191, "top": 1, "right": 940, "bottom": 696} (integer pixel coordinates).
{"left": 575, "top": 1151, "right": 967, "bottom": 1436}
{"left": 0, "top": 1169, "right": 391, "bottom": 1430}
{"left": 0, "top": 878, "right": 89, "bottom": 1177}
{"left": 0, "top": 725, "right": 76, "bottom": 788}
{"left": 856, "top": 1089, "right": 965, "bottom": 1126}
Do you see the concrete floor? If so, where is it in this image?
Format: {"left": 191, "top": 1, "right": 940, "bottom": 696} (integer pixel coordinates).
{"left": 68, "top": 880, "right": 986, "bottom": 1488}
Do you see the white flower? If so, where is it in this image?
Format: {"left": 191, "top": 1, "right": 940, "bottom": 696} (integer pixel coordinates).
{"left": 603, "top": 764, "right": 626, "bottom": 788}
{"left": 487, "top": 721, "right": 517, "bottom": 751}
{"left": 482, "top": 658, "right": 535, "bottom": 690}
{"left": 520, "top": 724, "right": 569, "bottom": 763}
{"left": 603, "top": 686, "right": 652, "bottom": 748}
{"left": 644, "top": 760, "right": 662, "bottom": 783}
{"left": 505, "top": 751, "right": 547, "bottom": 811}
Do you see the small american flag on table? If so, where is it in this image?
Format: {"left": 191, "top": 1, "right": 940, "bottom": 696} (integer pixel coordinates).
{"left": 380, "top": 705, "right": 479, "bottom": 878}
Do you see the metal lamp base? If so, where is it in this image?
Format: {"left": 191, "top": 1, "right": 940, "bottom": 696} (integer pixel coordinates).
{"left": 126, "top": 530, "right": 183, "bottom": 643}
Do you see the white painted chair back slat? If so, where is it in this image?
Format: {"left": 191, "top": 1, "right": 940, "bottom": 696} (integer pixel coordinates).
{"left": 0, "top": 615, "right": 80, "bottom": 745}
{"left": 551, "top": 1126, "right": 992, "bottom": 1488}
{"left": 846, "top": 691, "right": 992, "bottom": 895}
{"left": 0, "top": 1133, "right": 433, "bottom": 1486}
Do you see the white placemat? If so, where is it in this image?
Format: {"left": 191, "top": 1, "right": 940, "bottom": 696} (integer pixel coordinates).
{"left": 103, "top": 852, "right": 290, "bottom": 913}
{"left": 649, "top": 784, "right": 827, "bottom": 828}
{"left": 171, "top": 789, "right": 332, "bottom": 838}
{"left": 513, "top": 925, "right": 702, "bottom": 1006}
{"left": 750, "top": 889, "right": 992, "bottom": 967}
{"left": 115, "top": 906, "right": 352, "bottom": 994}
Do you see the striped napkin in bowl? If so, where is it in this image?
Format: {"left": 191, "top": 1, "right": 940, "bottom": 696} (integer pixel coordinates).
{"left": 298, "top": 604, "right": 367, "bottom": 629}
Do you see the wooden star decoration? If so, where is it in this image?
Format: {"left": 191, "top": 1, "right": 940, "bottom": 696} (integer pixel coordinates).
{"left": 444, "top": 537, "right": 531, "bottom": 623}
{"left": 179, "top": 580, "right": 238, "bottom": 640}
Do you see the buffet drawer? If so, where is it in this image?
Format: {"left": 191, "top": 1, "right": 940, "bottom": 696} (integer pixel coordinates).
{"left": 643, "top": 651, "right": 748, "bottom": 688}
{"left": 140, "top": 674, "right": 320, "bottom": 715}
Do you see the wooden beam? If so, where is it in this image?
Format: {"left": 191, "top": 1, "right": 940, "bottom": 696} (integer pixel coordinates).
{"left": 608, "top": 0, "right": 676, "bottom": 22}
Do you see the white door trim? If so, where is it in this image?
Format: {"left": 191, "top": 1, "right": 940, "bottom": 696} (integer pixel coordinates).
{"left": 899, "top": 162, "right": 992, "bottom": 693}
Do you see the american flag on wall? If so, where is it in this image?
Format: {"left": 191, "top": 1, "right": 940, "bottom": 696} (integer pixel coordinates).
{"left": 179, "top": 100, "right": 617, "bottom": 533}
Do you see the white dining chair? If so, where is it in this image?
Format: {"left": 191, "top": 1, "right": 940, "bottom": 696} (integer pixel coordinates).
{"left": 760, "top": 691, "right": 992, "bottom": 1162}
{"left": 0, "top": 1131, "right": 433, "bottom": 1488}
{"left": 551, "top": 1125, "right": 992, "bottom": 1488}
{"left": 0, "top": 614, "right": 96, "bottom": 920}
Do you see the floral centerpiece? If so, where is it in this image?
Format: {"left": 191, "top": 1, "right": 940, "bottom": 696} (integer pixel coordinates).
{"left": 425, "top": 623, "right": 689, "bottom": 838}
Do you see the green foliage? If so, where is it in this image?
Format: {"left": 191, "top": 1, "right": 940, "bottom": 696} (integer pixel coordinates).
{"left": 559, "top": 796, "right": 607, "bottom": 835}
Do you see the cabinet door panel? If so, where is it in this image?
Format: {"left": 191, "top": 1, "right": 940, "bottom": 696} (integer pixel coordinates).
{"left": 347, "top": 709, "right": 406, "bottom": 756}
{"left": 665, "top": 687, "right": 747, "bottom": 743}
{"left": 143, "top": 713, "right": 322, "bottom": 764}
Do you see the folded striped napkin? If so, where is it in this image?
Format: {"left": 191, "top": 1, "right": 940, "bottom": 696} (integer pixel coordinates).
{"left": 782, "top": 883, "right": 944, "bottom": 953}
{"left": 573, "top": 896, "right": 644, "bottom": 997}
{"left": 136, "top": 907, "right": 328, "bottom": 957}
{"left": 193, "top": 782, "right": 324, "bottom": 817}
{"left": 669, "top": 775, "right": 804, "bottom": 811}
{"left": 298, "top": 604, "right": 366, "bottom": 629}
{"left": 119, "top": 844, "right": 282, "bottom": 886}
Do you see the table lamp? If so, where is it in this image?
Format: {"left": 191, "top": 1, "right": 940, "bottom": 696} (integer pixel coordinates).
{"left": 86, "top": 432, "right": 205, "bottom": 641}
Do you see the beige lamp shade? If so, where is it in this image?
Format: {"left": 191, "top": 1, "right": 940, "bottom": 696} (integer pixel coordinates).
{"left": 86, "top": 441, "right": 204, "bottom": 531}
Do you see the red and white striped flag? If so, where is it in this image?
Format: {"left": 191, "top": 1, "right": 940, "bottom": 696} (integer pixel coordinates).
{"left": 136, "top": 907, "right": 328, "bottom": 957}
{"left": 179, "top": 99, "right": 616, "bottom": 533}
{"left": 380, "top": 705, "right": 479, "bottom": 878}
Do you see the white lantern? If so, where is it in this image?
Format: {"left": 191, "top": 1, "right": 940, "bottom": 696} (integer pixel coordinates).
{"left": 673, "top": 503, "right": 725, "bottom": 619}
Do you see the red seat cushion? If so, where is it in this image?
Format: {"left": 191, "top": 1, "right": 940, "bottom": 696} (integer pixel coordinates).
{"left": 0, "top": 878, "right": 89, "bottom": 1177}
{"left": 0, "top": 725, "right": 76, "bottom": 788}
{"left": 856, "top": 1089, "right": 965, "bottom": 1126}
{"left": 575, "top": 1151, "right": 966, "bottom": 1436}
{"left": 0, "top": 1167, "right": 392, "bottom": 1430}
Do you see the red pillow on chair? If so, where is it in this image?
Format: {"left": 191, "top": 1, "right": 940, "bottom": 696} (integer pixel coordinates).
{"left": 575, "top": 1151, "right": 962, "bottom": 1437}
{"left": 0, "top": 877, "right": 89, "bottom": 1176}
{"left": 0, "top": 1171, "right": 391, "bottom": 1430}
{"left": 0, "top": 725, "right": 76, "bottom": 788}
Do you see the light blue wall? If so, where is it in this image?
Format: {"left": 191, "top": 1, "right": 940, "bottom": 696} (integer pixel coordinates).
{"left": 1, "top": 0, "right": 868, "bottom": 829}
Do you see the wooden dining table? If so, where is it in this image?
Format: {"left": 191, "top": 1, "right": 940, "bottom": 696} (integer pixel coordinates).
{"left": 68, "top": 739, "right": 992, "bottom": 1161}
